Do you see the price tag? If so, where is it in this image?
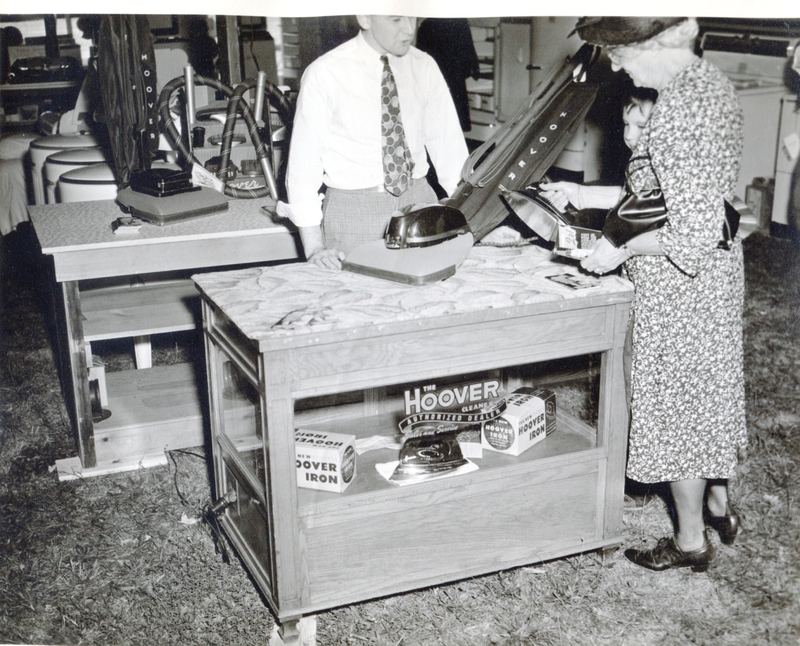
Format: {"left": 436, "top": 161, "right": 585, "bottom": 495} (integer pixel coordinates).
{"left": 191, "top": 163, "right": 225, "bottom": 193}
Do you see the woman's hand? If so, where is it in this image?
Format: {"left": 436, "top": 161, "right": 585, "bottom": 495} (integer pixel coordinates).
{"left": 580, "top": 237, "right": 632, "bottom": 275}
{"left": 539, "top": 182, "right": 581, "bottom": 211}
{"left": 307, "top": 247, "right": 346, "bottom": 270}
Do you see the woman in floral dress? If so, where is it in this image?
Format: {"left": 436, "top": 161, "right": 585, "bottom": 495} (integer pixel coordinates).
{"left": 545, "top": 17, "right": 747, "bottom": 572}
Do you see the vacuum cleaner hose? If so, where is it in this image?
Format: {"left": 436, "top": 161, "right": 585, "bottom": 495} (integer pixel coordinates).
{"left": 157, "top": 73, "right": 291, "bottom": 199}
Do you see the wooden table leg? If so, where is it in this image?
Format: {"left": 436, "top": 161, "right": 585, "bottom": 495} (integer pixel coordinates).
{"left": 599, "top": 301, "right": 631, "bottom": 540}
{"left": 270, "top": 615, "right": 316, "bottom": 646}
{"left": 61, "top": 281, "right": 96, "bottom": 468}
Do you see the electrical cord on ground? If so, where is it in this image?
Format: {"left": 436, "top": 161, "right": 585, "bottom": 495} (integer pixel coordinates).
{"left": 203, "top": 491, "right": 237, "bottom": 564}
{"left": 166, "top": 447, "right": 235, "bottom": 564}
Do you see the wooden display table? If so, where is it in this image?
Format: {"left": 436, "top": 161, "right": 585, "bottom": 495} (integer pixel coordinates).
{"left": 29, "top": 197, "right": 300, "bottom": 476}
{"left": 194, "top": 245, "right": 633, "bottom": 644}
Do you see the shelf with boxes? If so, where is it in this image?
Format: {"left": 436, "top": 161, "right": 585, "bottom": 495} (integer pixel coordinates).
{"left": 466, "top": 20, "right": 498, "bottom": 141}
{"left": 465, "top": 18, "right": 534, "bottom": 143}
{"left": 213, "top": 360, "right": 599, "bottom": 510}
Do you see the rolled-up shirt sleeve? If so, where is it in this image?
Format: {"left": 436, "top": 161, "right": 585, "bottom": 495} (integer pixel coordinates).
{"left": 285, "top": 66, "right": 329, "bottom": 227}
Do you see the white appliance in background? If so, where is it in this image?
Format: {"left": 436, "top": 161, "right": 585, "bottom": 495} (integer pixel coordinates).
{"left": 57, "top": 162, "right": 119, "bottom": 203}
{"left": 700, "top": 31, "right": 798, "bottom": 224}
{"left": 28, "top": 133, "right": 101, "bottom": 205}
{"left": 773, "top": 95, "right": 800, "bottom": 227}
{"left": 43, "top": 147, "right": 109, "bottom": 204}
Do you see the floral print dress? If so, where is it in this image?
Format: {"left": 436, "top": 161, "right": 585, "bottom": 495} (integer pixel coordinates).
{"left": 623, "top": 57, "right": 747, "bottom": 483}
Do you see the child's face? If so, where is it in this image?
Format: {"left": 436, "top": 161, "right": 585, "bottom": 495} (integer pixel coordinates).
{"left": 622, "top": 101, "right": 653, "bottom": 150}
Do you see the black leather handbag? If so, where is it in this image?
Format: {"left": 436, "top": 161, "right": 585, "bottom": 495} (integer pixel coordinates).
{"left": 602, "top": 155, "right": 669, "bottom": 247}
{"left": 602, "top": 155, "right": 739, "bottom": 249}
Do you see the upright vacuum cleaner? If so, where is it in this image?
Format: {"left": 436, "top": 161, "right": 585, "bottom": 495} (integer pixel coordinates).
{"left": 342, "top": 44, "right": 601, "bottom": 285}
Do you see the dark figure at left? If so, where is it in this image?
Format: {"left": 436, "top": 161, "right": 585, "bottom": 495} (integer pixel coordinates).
{"left": 415, "top": 18, "right": 480, "bottom": 132}
{"left": 0, "top": 26, "right": 23, "bottom": 83}
{"left": 187, "top": 17, "right": 219, "bottom": 79}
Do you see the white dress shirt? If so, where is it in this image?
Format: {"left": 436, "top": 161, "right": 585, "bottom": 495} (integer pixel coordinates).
{"left": 285, "top": 31, "right": 469, "bottom": 227}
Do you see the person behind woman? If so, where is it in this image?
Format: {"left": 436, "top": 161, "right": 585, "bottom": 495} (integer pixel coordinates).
{"left": 544, "top": 17, "right": 746, "bottom": 572}
{"left": 542, "top": 85, "right": 659, "bottom": 212}
{"left": 415, "top": 18, "right": 481, "bottom": 132}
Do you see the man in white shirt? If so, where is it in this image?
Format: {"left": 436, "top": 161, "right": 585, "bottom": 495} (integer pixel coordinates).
{"left": 284, "top": 15, "right": 469, "bottom": 269}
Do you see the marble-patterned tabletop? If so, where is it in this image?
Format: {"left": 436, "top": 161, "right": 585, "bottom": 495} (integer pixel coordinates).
{"left": 193, "top": 243, "right": 633, "bottom": 346}
{"left": 29, "top": 197, "right": 288, "bottom": 254}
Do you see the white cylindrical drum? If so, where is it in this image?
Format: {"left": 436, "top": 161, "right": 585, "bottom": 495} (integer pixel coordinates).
{"left": 58, "top": 162, "right": 118, "bottom": 203}
{"left": 45, "top": 147, "right": 109, "bottom": 204}
{"left": 29, "top": 133, "right": 100, "bottom": 204}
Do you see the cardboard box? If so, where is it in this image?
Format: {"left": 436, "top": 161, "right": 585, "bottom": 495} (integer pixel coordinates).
{"left": 295, "top": 430, "right": 356, "bottom": 493}
{"left": 557, "top": 223, "right": 602, "bottom": 251}
{"left": 517, "top": 387, "right": 557, "bottom": 435}
{"left": 552, "top": 208, "right": 606, "bottom": 259}
{"left": 482, "top": 389, "right": 548, "bottom": 456}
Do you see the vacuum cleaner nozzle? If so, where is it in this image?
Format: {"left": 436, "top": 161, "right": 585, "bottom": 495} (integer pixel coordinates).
{"left": 384, "top": 203, "right": 470, "bottom": 249}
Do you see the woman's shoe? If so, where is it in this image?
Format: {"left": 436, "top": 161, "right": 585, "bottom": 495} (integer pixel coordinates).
{"left": 704, "top": 504, "right": 740, "bottom": 546}
{"left": 624, "top": 533, "right": 715, "bottom": 573}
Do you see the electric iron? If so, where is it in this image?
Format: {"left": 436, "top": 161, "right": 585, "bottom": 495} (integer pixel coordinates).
{"left": 116, "top": 165, "right": 229, "bottom": 225}
{"left": 389, "top": 435, "right": 469, "bottom": 484}
{"left": 500, "top": 182, "right": 607, "bottom": 243}
{"left": 342, "top": 44, "right": 601, "bottom": 285}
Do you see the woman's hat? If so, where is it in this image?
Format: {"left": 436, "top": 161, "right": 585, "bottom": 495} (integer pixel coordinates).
{"left": 571, "top": 17, "right": 687, "bottom": 47}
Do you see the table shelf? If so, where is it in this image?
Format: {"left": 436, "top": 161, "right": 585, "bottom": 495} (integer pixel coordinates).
{"left": 225, "top": 402, "right": 597, "bottom": 508}
{"left": 81, "top": 280, "right": 200, "bottom": 342}
{"left": 90, "top": 362, "right": 254, "bottom": 467}
{"left": 92, "top": 363, "right": 205, "bottom": 464}
{"left": 303, "top": 409, "right": 596, "bottom": 513}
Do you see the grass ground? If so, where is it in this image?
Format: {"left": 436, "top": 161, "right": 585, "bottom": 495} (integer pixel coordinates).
{"left": 1, "top": 225, "right": 799, "bottom": 645}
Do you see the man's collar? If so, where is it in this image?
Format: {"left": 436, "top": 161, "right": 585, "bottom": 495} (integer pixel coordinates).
{"left": 355, "top": 30, "right": 408, "bottom": 62}
{"left": 356, "top": 30, "right": 383, "bottom": 60}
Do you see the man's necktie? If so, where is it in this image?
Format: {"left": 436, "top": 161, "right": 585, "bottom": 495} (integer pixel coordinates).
{"left": 380, "top": 55, "right": 412, "bottom": 196}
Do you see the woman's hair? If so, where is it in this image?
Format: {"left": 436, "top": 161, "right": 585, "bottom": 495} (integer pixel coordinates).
{"left": 652, "top": 18, "right": 699, "bottom": 50}
{"left": 625, "top": 86, "right": 659, "bottom": 112}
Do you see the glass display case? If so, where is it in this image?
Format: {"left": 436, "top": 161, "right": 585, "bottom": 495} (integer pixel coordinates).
{"left": 195, "top": 245, "right": 633, "bottom": 643}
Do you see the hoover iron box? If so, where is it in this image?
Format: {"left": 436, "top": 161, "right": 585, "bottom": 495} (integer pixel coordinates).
{"left": 295, "top": 430, "right": 356, "bottom": 493}
{"left": 557, "top": 223, "right": 602, "bottom": 252}
{"left": 523, "top": 387, "right": 557, "bottom": 435}
{"left": 482, "top": 387, "right": 556, "bottom": 456}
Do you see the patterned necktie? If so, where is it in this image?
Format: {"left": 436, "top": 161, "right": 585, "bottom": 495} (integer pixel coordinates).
{"left": 380, "top": 55, "right": 412, "bottom": 196}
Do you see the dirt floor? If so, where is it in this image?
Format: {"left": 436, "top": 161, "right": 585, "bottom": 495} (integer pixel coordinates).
{"left": 1, "top": 225, "right": 799, "bottom": 645}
